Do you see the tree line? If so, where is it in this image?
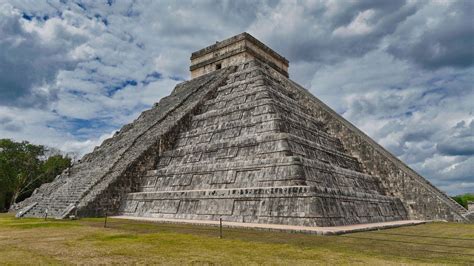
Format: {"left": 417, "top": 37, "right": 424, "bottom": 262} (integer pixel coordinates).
{"left": 0, "top": 139, "right": 72, "bottom": 212}
{"left": 452, "top": 193, "right": 474, "bottom": 209}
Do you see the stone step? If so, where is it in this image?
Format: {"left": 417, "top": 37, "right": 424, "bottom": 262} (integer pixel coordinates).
{"left": 153, "top": 156, "right": 302, "bottom": 177}
{"left": 179, "top": 114, "right": 345, "bottom": 154}
{"left": 161, "top": 131, "right": 357, "bottom": 172}
{"left": 203, "top": 83, "right": 267, "bottom": 107}
{"left": 175, "top": 121, "right": 279, "bottom": 150}
{"left": 125, "top": 185, "right": 404, "bottom": 204}
{"left": 286, "top": 135, "right": 362, "bottom": 172}
{"left": 192, "top": 98, "right": 338, "bottom": 151}
{"left": 192, "top": 98, "right": 274, "bottom": 123}
{"left": 141, "top": 156, "right": 369, "bottom": 194}
{"left": 162, "top": 131, "right": 287, "bottom": 158}
{"left": 141, "top": 158, "right": 304, "bottom": 192}
{"left": 217, "top": 72, "right": 264, "bottom": 93}
{"left": 208, "top": 73, "right": 297, "bottom": 110}
{"left": 178, "top": 113, "right": 280, "bottom": 140}
{"left": 277, "top": 116, "right": 345, "bottom": 152}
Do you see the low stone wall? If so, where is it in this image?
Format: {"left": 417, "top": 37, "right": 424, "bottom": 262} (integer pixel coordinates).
{"left": 121, "top": 186, "right": 407, "bottom": 227}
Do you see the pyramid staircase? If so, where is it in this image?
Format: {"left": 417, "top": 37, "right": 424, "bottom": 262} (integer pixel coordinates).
{"left": 16, "top": 162, "right": 99, "bottom": 218}
{"left": 14, "top": 67, "right": 234, "bottom": 219}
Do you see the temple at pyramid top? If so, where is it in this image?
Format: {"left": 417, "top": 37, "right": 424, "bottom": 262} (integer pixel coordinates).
{"left": 190, "top": 32, "right": 289, "bottom": 78}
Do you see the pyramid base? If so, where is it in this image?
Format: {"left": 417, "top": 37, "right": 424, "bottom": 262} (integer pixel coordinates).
{"left": 112, "top": 215, "right": 425, "bottom": 235}
{"left": 120, "top": 186, "right": 408, "bottom": 227}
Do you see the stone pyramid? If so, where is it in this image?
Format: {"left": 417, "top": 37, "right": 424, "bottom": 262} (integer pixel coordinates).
{"left": 14, "top": 33, "right": 469, "bottom": 226}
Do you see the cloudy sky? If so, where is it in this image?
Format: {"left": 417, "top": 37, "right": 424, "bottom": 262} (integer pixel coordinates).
{"left": 0, "top": 0, "right": 472, "bottom": 195}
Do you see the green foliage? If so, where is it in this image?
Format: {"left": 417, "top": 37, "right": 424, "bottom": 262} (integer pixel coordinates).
{"left": 40, "top": 155, "right": 72, "bottom": 184}
{"left": 452, "top": 193, "right": 474, "bottom": 209}
{"left": 0, "top": 139, "right": 72, "bottom": 211}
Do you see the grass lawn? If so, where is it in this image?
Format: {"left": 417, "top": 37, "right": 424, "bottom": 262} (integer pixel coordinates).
{"left": 0, "top": 213, "right": 473, "bottom": 265}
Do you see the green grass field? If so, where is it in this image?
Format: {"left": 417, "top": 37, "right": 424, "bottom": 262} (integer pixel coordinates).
{"left": 0, "top": 213, "right": 473, "bottom": 265}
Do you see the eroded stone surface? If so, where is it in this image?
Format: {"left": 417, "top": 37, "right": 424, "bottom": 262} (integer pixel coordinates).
{"left": 13, "top": 35, "right": 469, "bottom": 225}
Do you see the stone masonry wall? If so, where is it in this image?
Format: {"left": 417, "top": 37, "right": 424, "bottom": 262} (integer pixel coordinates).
{"left": 258, "top": 64, "right": 467, "bottom": 222}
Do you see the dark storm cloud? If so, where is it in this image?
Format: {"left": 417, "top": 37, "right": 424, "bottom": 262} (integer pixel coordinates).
{"left": 388, "top": 0, "right": 474, "bottom": 69}
{"left": 327, "top": 0, "right": 410, "bottom": 31}
{"left": 437, "top": 120, "right": 474, "bottom": 156}
{"left": 0, "top": 116, "right": 23, "bottom": 132}
{"left": 0, "top": 7, "right": 83, "bottom": 107}
{"left": 251, "top": 0, "right": 419, "bottom": 65}
{"left": 402, "top": 127, "right": 435, "bottom": 143}
{"left": 438, "top": 141, "right": 474, "bottom": 156}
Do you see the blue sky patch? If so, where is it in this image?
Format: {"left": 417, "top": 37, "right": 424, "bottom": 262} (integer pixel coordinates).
{"left": 63, "top": 117, "right": 116, "bottom": 140}
{"left": 106, "top": 79, "right": 138, "bottom": 97}
{"left": 21, "top": 13, "right": 33, "bottom": 21}
{"left": 142, "top": 72, "right": 163, "bottom": 85}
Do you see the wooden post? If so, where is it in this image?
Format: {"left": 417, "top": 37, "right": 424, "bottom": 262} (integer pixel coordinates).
{"left": 219, "top": 218, "right": 223, "bottom": 239}
{"left": 104, "top": 206, "right": 108, "bottom": 228}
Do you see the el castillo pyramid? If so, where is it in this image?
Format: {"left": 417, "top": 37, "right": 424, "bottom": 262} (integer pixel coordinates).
{"left": 13, "top": 33, "right": 471, "bottom": 226}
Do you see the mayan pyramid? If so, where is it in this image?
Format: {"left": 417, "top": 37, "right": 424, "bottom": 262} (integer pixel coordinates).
{"left": 13, "top": 33, "right": 470, "bottom": 226}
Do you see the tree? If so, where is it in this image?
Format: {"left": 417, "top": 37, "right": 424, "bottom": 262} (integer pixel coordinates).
{"left": 0, "top": 139, "right": 72, "bottom": 211}
{"left": 452, "top": 193, "right": 474, "bottom": 209}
